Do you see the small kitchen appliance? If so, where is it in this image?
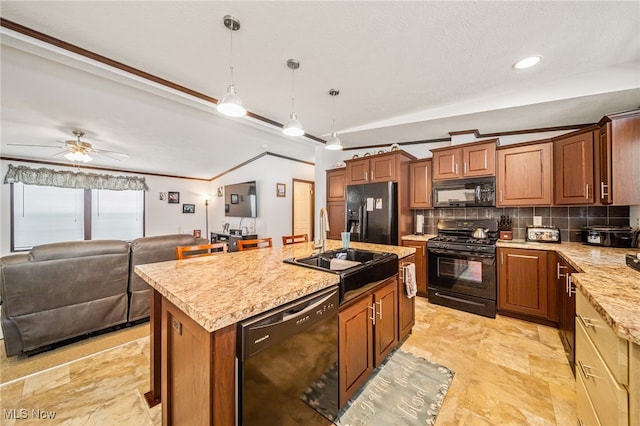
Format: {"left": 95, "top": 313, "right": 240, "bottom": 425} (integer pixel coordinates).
{"left": 581, "top": 225, "right": 637, "bottom": 248}
{"left": 525, "top": 226, "right": 561, "bottom": 243}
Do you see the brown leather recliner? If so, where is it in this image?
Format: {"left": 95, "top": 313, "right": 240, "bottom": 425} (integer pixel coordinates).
{"left": 0, "top": 240, "right": 131, "bottom": 357}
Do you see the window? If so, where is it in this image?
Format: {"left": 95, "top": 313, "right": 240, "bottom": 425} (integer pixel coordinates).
{"left": 11, "top": 183, "right": 145, "bottom": 250}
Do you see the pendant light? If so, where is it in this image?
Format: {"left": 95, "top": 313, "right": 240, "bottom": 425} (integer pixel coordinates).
{"left": 282, "top": 59, "right": 304, "bottom": 136}
{"left": 217, "top": 15, "right": 246, "bottom": 117}
{"left": 325, "top": 88, "right": 343, "bottom": 150}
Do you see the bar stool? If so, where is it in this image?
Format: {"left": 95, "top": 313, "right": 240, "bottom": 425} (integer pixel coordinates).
{"left": 281, "top": 234, "right": 309, "bottom": 245}
{"left": 236, "top": 238, "right": 273, "bottom": 251}
{"left": 176, "top": 243, "right": 228, "bottom": 259}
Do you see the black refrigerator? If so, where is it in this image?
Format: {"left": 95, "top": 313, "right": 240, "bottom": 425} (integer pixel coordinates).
{"left": 345, "top": 181, "right": 398, "bottom": 245}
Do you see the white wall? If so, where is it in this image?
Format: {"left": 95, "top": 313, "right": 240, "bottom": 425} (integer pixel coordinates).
{"left": 210, "top": 155, "right": 315, "bottom": 246}
{"left": 1, "top": 155, "right": 313, "bottom": 254}
{"left": 630, "top": 205, "right": 640, "bottom": 230}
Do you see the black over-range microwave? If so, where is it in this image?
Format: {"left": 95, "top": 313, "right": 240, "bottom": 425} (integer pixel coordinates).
{"left": 433, "top": 176, "right": 496, "bottom": 208}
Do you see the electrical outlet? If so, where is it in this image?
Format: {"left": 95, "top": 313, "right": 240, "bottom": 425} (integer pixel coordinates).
{"left": 533, "top": 216, "right": 542, "bottom": 226}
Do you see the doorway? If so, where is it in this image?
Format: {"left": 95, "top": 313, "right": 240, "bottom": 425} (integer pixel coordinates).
{"left": 292, "top": 179, "right": 314, "bottom": 241}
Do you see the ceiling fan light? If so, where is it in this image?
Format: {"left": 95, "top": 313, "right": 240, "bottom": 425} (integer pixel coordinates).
{"left": 217, "top": 85, "right": 246, "bottom": 117}
{"left": 81, "top": 153, "right": 93, "bottom": 163}
{"left": 325, "top": 132, "right": 343, "bottom": 150}
{"left": 64, "top": 152, "right": 76, "bottom": 162}
{"left": 283, "top": 113, "right": 304, "bottom": 136}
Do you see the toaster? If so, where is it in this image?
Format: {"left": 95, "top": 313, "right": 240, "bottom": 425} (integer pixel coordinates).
{"left": 525, "top": 226, "right": 561, "bottom": 243}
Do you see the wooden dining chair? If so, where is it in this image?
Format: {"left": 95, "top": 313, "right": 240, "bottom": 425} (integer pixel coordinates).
{"left": 281, "top": 234, "right": 309, "bottom": 245}
{"left": 176, "top": 242, "right": 228, "bottom": 259}
{"left": 236, "top": 237, "right": 273, "bottom": 251}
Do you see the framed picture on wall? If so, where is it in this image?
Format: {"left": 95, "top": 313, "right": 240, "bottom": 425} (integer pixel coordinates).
{"left": 182, "top": 204, "right": 195, "bottom": 213}
{"left": 230, "top": 194, "right": 239, "bottom": 204}
{"left": 276, "top": 183, "right": 286, "bottom": 197}
{"left": 168, "top": 191, "right": 180, "bottom": 204}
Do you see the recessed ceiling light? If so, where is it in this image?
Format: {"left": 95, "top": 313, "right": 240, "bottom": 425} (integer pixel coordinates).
{"left": 513, "top": 55, "right": 542, "bottom": 70}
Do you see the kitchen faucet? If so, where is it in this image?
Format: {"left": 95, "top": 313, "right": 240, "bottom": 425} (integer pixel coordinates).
{"left": 318, "top": 207, "right": 330, "bottom": 253}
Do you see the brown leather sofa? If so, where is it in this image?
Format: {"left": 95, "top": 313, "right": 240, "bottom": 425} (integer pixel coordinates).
{"left": 1, "top": 234, "right": 203, "bottom": 357}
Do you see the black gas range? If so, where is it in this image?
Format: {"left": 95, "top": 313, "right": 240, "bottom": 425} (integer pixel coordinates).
{"left": 427, "top": 219, "right": 499, "bottom": 318}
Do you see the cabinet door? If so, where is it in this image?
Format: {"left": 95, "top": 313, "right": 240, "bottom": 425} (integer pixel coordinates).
{"left": 610, "top": 114, "right": 640, "bottom": 205}
{"left": 373, "top": 278, "right": 398, "bottom": 366}
{"left": 554, "top": 131, "right": 595, "bottom": 204}
{"left": 401, "top": 241, "right": 427, "bottom": 296}
{"left": 432, "top": 148, "right": 462, "bottom": 180}
{"left": 346, "top": 158, "right": 370, "bottom": 185}
{"left": 555, "top": 255, "right": 576, "bottom": 368}
{"left": 498, "top": 248, "right": 548, "bottom": 318}
{"left": 409, "top": 160, "right": 432, "bottom": 208}
{"left": 598, "top": 124, "right": 612, "bottom": 204}
{"left": 327, "top": 169, "right": 346, "bottom": 202}
{"left": 463, "top": 141, "right": 496, "bottom": 177}
{"left": 338, "top": 296, "right": 374, "bottom": 407}
{"left": 497, "top": 142, "right": 553, "bottom": 206}
{"left": 326, "top": 201, "right": 345, "bottom": 240}
{"left": 398, "top": 255, "right": 416, "bottom": 341}
{"left": 370, "top": 156, "right": 396, "bottom": 182}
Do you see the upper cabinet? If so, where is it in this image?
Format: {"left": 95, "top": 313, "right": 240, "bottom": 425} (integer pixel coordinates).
{"left": 431, "top": 139, "right": 497, "bottom": 180}
{"left": 409, "top": 159, "right": 432, "bottom": 208}
{"left": 496, "top": 141, "right": 553, "bottom": 206}
{"left": 553, "top": 128, "right": 597, "bottom": 205}
{"left": 327, "top": 168, "right": 346, "bottom": 202}
{"left": 344, "top": 151, "right": 416, "bottom": 185}
{"left": 598, "top": 110, "right": 640, "bottom": 205}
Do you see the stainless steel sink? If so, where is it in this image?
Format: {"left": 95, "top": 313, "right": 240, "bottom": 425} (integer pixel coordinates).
{"left": 284, "top": 248, "right": 399, "bottom": 303}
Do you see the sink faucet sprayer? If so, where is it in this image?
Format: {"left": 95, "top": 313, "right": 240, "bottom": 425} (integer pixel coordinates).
{"left": 318, "top": 207, "right": 330, "bottom": 253}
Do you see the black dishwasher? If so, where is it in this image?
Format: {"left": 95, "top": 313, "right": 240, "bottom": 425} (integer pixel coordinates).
{"left": 237, "top": 286, "right": 339, "bottom": 426}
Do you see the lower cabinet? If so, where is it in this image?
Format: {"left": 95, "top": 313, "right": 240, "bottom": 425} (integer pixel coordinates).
{"left": 575, "top": 290, "right": 633, "bottom": 426}
{"left": 552, "top": 253, "right": 576, "bottom": 371}
{"left": 498, "top": 248, "right": 551, "bottom": 320}
{"left": 338, "top": 277, "right": 398, "bottom": 407}
{"left": 401, "top": 240, "right": 427, "bottom": 296}
{"left": 398, "top": 254, "right": 416, "bottom": 341}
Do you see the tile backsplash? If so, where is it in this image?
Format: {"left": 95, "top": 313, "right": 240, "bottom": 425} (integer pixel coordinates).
{"left": 413, "top": 206, "right": 631, "bottom": 242}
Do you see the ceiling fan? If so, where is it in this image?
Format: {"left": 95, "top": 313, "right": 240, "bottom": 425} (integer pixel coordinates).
{"left": 9, "top": 129, "right": 129, "bottom": 163}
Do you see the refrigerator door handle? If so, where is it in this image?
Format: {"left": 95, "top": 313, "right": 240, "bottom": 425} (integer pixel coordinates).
{"left": 362, "top": 203, "right": 368, "bottom": 241}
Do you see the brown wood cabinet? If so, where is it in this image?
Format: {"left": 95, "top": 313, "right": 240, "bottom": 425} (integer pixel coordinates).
{"left": 326, "top": 200, "right": 345, "bottom": 240}
{"left": 496, "top": 141, "right": 553, "bottom": 206}
{"left": 326, "top": 168, "right": 346, "bottom": 202}
{"left": 160, "top": 296, "right": 236, "bottom": 426}
{"left": 338, "top": 277, "right": 398, "bottom": 407}
{"left": 344, "top": 151, "right": 415, "bottom": 185}
{"left": 553, "top": 129, "right": 597, "bottom": 205}
{"left": 598, "top": 110, "right": 640, "bottom": 205}
{"left": 409, "top": 159, "right": 432, "bottom": 208}
{"left": 398, "top": 254, "right": 416, "bottom": 341}
{"left": 401, "top": 240, "right": 427, "bottom": 297}
{"left": 431, "top": 139, "right": 497, "bottom": 180}
{"left": 498, "top": 247, "right": 554, "bottom": 320}
{"left": 551, "top": 252, "right": 576, "bottom": 371}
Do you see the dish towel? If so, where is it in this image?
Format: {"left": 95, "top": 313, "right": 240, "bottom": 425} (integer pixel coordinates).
{"left": 404, "top": 262, "right": 417, "bottom": 298}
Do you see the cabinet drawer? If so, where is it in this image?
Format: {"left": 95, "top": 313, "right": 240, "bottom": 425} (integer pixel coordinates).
{"left": 576, "top": 291, "right": 629, "bottom": 385}
{"left": 576, "top": 371, "right": 602, "bottom": 426}
{"left": 576, "top": 321, "right": 629, "bottom": 426}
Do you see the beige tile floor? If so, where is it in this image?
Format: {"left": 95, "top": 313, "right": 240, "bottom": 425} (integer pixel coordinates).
{"left": 0, "top": 298, "right": 575, "bottom": 425}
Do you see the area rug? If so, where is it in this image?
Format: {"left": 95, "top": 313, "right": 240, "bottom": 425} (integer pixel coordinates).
{"left": 301, "top": 348, "right": 455, "bottom": 425}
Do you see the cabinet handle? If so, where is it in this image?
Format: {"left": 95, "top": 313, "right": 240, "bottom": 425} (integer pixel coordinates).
{"left": 428, "top": 192, "right": 432, "bottom": 205}
{"left": 455, "top": 163, "right": 458, "bottom": 175}
{"left": 556, "top": 263, "right": 566, "bottom": 280}
{"left": 377, "top": 300, "right": 383, "bottom": 320}
{"left": 365, "top": 171, "right": 368, "bottom": 182}
{"left": 401, "top": 265, "right": 406, "bottom": 284}
{"left": 500, "top": 251, "right": 504, "bottom": 265}
{"left": 368, "top": 303, "right": 376, "bottom": 326}
{"left": 567, "top": 276, "right": 575, "bottom": 297}
{"left": 499, "top": 190, "right": 503, "bottom": 203}
{"left": 601, "top": 182, "right": 609, "bottom": 198}
{"left": 577, "top": 314, "right": 596, "bottom": 330}
{"left": 585, "top": 184, "right": 590, "bottom": 199}
{"left": 371, "top": 170, "right": 374, "bottom": 180}
{"left": 578, "top": 360, "right": 597, "bottom": 380}
{"left": 578, "top": 419, "right": 585, "bottom": 426}
{"left": 464, "top": 162, "right": 467, "bottom": 174}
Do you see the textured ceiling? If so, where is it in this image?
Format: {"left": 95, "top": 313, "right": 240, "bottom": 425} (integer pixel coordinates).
{"left": 1, "top": 1, "right": 639, "bottom": 178}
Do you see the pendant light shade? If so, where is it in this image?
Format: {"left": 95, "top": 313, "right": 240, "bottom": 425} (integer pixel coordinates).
{"left": 217, "top": 15, "right": 246, "bottom": 118}
{"left": 283, "top": 112, "right": 304, "bottom": 136}
{"left": 217, "top": 84, "right": 246, "bottom": 117}
{"left": 326, "top": 88, "right": 343, "bottom": 150}
{"left": 282, "top": 59, "right": 304, "bottom": 136}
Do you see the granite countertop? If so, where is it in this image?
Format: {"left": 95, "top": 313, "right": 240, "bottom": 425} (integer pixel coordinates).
{"left": 135, "top": 240, "right": 415, "bottom": 333}
{"left": 401, "top": 234, "right": 437, "bottom": 242}
{"left": 497, "top": 240, "right": 640, "bottom": 345}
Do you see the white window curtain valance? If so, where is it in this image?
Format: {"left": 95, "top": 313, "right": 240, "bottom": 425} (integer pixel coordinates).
{"left": 4, "top": 164, "right": 148, "bottom": 191}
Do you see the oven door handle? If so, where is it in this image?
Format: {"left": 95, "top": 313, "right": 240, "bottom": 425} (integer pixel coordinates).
{"left": 428, "top": 248, "right": 495, "bottom": 259}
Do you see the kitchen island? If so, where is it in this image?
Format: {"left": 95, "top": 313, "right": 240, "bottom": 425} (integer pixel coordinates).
{"left": 135, "top": 240, "right": 415, "bottom": 425}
